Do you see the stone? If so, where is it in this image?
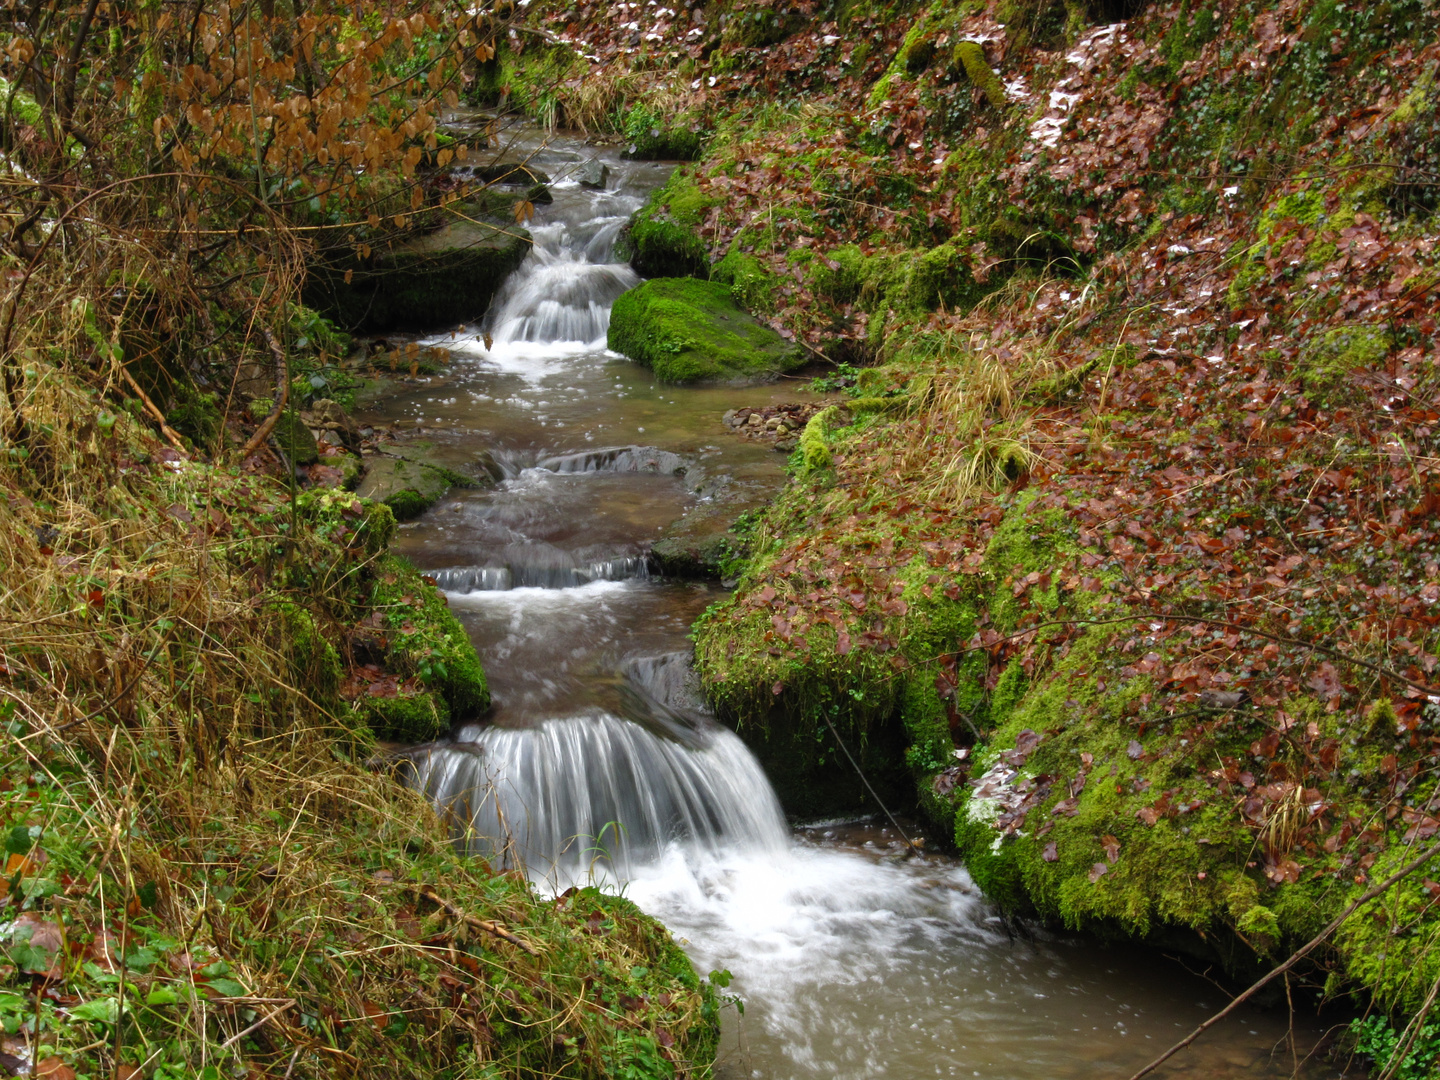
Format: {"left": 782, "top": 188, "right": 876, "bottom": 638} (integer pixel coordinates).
{"left": 578, "top": 159, "right": 610, "bottom": 189}
{"left": 722, "top": 409, "right": 738, "bottom": 426}
{"left": 608, "top": 278, "right": 804, "bottom": 384}
{"left": 526, "top": 182, "right": 554, "bottom": 205}
{"left": 469, "top": 162, "right": 550, "bottom": 186}
{"left": 356, "top": 453, "right": 474, "bottom": 521}
{"left": 305, "top": 398, "right": 361, "bottom": 450}
{"left": 748, "top": 413, "right": 764, "bottom": 427}
{"left": 303, "top": 219, "right": 530, "bottom": 332}
{"left": 271, "top": 409, "right": 319, "bottom": 466}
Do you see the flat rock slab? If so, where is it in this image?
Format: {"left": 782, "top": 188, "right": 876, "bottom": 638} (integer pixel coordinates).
{"left": 357, "top": 450, "right": 480, "bottom": 521}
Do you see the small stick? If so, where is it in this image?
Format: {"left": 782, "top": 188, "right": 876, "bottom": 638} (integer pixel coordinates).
{"left": 116, "top": 364, "right": 189, "bottom": 455}
{"left": 219, "top": 1000, "right": 295, "bottom": 1049}
{"left": 238, "top": 328, "right": 289, "bottom": 459}
{"left": 413, "top": 884, "right": 541, "bottom": 956}
{"left": 1127, "top": 837, "right": 1440, "bottom": 1080}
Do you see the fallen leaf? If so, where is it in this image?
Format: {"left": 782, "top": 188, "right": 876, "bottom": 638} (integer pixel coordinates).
{"left": 1101, "top": 834, "right": 1120, "bottom": 863}
{"left": 1088, "top": 862, "right": 1109, "bottom": 883}
{"left": 35, "top": 1058, "right": 76, "bottom": 1080}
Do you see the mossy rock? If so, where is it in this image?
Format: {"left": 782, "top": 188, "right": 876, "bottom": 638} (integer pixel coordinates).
{"left": 621, "top": 104, "right": 705, "bottom": 161}
{"left": 355, "top": 453, "right": 476, "bottom": 521}
{"left": 167, "top": 387, "right": 222, "bottom": 451}
{"left": 304, "top": 219, "right": 530, "bottom": 332}
{"left": 359, "top": 556, "right": 490, "bottom": 742}
{"left": 618, "top": 172, "right": 716, "bottom": 279}
{"left": 272, "top": 408, "right": 319, "bottom": 466}
{"left": 712, "top": 250, "right": 776, "bottom": 314}
{"left": 607, "top": 278, "right": 803, "bottom": 384}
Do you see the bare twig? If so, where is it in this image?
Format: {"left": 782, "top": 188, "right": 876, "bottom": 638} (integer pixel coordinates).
{"left": 238, "top": 327, "right": 289, "bottom": 459}
{"left": 413, "top": 883, "right": 541, "bottom": 956}
{"left": 116, "top": 364, "right": 189, "bottom": 455}
{"left": 1127, "top": 838, "right": 1440, "bottom": 1080}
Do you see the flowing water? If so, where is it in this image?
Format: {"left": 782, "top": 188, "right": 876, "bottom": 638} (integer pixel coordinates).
{"left": 362, "top": 125, "right": 1353, "bottom": 1080}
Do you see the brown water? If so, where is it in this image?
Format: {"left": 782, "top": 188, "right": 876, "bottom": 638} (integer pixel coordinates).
{"left": 367, "top": 123, "right": 1357, "bottom": 1080}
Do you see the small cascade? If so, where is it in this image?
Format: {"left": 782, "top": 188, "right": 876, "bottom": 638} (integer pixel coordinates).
{"left": 486, "top": 221, "right": 639, "bottom": 347}
{"left": 404, "top": 709, "right": 789, "bottom": 884}
{"left": 429, "top": 554, "right": 649, "bottom": 593}
{"left": 537, "top": 445, "right": 687, "bottom": 476}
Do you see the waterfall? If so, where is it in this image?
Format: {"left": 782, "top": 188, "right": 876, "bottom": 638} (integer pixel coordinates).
{"left": 486, "top": 219, "right": 639, "bottom": 348}
{"left": 404, "top": 708, "right": 789, "bottom": 886}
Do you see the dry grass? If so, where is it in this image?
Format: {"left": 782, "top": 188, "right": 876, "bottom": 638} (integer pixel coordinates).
{"left": 0, "top": 183, "right": 715, "bottom": 1080}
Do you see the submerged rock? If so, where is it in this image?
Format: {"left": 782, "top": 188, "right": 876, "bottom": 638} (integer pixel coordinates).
{"left": 607, "top": 278, "right": 804, "bottom": 384}
{"left": 303, "top": 219, "right": 530, "bottom": 332}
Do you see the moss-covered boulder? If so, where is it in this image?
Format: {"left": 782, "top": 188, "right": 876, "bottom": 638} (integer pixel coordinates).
{"left": 621, "top": 104, "right": 706, "bottom": 161}
{"left": 304, "top": 218, "right": 530, "bottom": 332}
{"left": 608, "top": 278, "right": 803, "bottom": 384}
{"left": 272, "top": 408, "right": 320, "bottom": 466}
{"left": 357, "top": 555, "right": 490, "bottom": 743}
{"left": 617, "top": 171, "right": 716, "bottom": 279}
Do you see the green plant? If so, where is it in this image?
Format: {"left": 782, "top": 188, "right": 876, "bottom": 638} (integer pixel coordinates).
{"left": 1351, "top": 1014, "right": 1440, "bottom": 1080}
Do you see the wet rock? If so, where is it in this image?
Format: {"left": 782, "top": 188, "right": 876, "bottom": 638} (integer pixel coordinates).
{"left": 720, "top": 402, "right": 826, "bottom": 448}
{"left": 609, "top": 278, "right": 804, "bottom": 384}
{"left": 303, "top": 219, "right": 530, "bottom": 332}
{"left": 526, "top": 182, "right": 554, "bottom": 205}
{"left": 578, "top": 159, "right": 610, "bottom": 189}
{"left": 355, "top": 450, "right": 479, "bottom": 521}
{"left": 468, "top": 162, "right": 551, "bottom": 186}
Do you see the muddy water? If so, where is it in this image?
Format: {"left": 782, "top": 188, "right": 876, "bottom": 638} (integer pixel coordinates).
{"left": 360, "top": 124, "right": 1351, "bottom": 1080}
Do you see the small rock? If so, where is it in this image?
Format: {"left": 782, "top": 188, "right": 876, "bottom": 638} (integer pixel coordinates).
{"left": 578, "top": 159, "right": 610, "bottom": 189}
{"left": 747, "top": 413, "right": 764, "bottom": 427}
{"left": 774, "top": 438, "right": 798, "bottom": 453}
{"left": 722, "top": 409, "right": 738, "bottom": 426}
{"left": 764, "top": 417, "right": 784, "bottom": 430}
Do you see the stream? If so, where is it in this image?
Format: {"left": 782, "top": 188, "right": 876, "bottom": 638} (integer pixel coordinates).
{"left": 358, "top": 126, "right": 1350, "bottom": 1080}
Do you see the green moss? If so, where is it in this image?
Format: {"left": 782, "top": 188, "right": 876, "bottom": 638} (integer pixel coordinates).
{"left": 622, "top": 103, "right": 705, "bottom": 161}
{"left": 360, "top": 555, "right": 490, "bottom": 742}
{"left": 272, "top": 408, "right": 319, "bottom": 466}
{"left": 167, "top": 387, "right": 222, "bottom": 450}
{"left": 607, "top": 278, "right": 803, "bottom": 383}
{"left": 1299, "top": 324, "right": 1392, "bottom": 399}
{"left": 712, "top": 249, "right": 776, "bottom": 314}
{"left": 619, "top": 171, "right": 716, "bottom": 279}
{"left": 954, "top": 41, "right": 1007, "bottom": 109}
{"left": 274, "top": 601, "right": 343, "bottom": 704}
{"left": 798, "top": 407, "right": 838, "bottom": 472}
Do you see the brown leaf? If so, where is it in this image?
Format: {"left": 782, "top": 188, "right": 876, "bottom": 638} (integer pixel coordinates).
{"left": 35, "top": 1059, "right": 76, "bottom": 1080}
{"left": 1042, "top": 841, "right": 1058, "bottom": 862}
{"left": 1088, "top": 862, "right": 1109, "bottom": 883}
{"left": 1101, "top": 834, "right": 1120, "bottom": 863}
{"left": 363, "top": 1000, "right": 387, "bottom": 1031}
